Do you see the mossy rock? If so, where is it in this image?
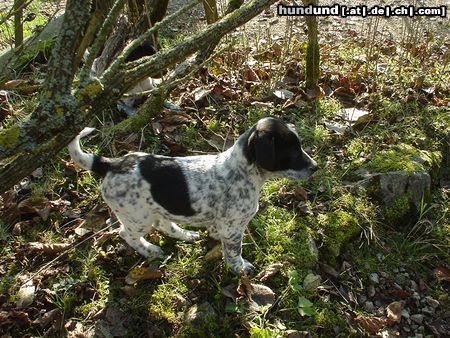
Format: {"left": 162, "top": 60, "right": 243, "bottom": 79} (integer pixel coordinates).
{"left": 351, "top": 144, "right": 442, "bottom": 228}
{"left": 364, "top": 143, "right": 441, "bottom": 176}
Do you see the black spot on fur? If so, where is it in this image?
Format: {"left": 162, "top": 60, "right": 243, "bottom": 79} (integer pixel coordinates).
{"left": 139, "top": 156, "right": 195, "bottom": 216}
{"left": 91, "top": 155, "right": 113, "bottom": 177}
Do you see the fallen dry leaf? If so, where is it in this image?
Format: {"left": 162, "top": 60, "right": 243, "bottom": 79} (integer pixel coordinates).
{"left": 434, "top": 267, "right": 450, "bottom": 282}
{"left": 2, "top": 79, "right": 28, "bottom": 90}
{"left": 353, "top": 314, "right": 386, "bottom": 334}
{"left": 125, "top": 267, "right": 163, "bottom": 284}
{"left": 205, "top": 244, "right": 222, "bottom": 261}
{"left": 120, "top": 285, "right": 137, "bottom": 297}
{"left": 386, "top": 301, "right": 404, "bottom": 324}
{"left": 28, "top": 242, "right": 71, "bottom": 254}
{"left": 256, "top": 263, "right": 283, "bottom": 282}
{"left": 237, "top": 274, "right": 254, "bottom": 299}
{"left": 336, "top": 107, "right": 371, "bottom": 125}
{"left": 16, "top": 280, "right": 35, "bottom": 308}
{"left": 293, "top": 186, "right": 308, "bottom": 201}
{"left": 303, "top": 273, "right": 321, "bottom": 291}
{"left": 33, "top": 308, "right": 62, "bottom": 329}
{"left": 237, "top": 275, "right": 276, "bottom": 312}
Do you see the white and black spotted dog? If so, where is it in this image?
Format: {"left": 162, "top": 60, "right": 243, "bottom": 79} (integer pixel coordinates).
{"left": 68, "top": 117, "right": 317, "bottom": 274}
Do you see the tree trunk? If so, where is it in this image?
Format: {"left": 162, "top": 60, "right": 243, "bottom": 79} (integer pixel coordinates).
{"left": 302, "top": 0, "right": 320, "bottom": 89}
{"left": 14, "top": 0, "right": 24, "bottom": 48}
{"left": 0, "top": 0, "right": 277, "bottom": 194}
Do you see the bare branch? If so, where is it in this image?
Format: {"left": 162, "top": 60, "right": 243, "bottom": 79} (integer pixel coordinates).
{"left": 79, "top": 0, "right": 127, "bottom": 84}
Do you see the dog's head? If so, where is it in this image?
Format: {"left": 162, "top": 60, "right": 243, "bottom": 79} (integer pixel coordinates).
{"left": 243, "top": 117, "right": 317, "bottom": 180}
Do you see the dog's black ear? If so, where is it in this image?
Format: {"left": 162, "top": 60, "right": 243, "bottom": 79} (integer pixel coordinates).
{"left": 248, "top": 130, "right": 276, "bottom": 171}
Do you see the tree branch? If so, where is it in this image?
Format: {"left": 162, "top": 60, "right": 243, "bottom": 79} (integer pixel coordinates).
{"left": 0, "top": 0, "right": 277, "bottom": 194}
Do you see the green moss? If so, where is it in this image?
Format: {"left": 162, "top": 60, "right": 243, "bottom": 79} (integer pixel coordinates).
{"left": 0, "top": 126, "right": 20, "bottom": 149}
{"left": 317, "top": 210, "right": 359, "bottom": 259}
{"left": 365, "top": 143, "right": 441, "bottom": 173}
{"left": 315, "top": 308, "right": 348, "bottom": 335}
{"left": 148, "top": 283, "right": 186, "bottom": 324}
{"left": 313, "top": 193, "right": 378, "bottom": 261}
{"left": 317, "top": 97, "right": 342, "bottom": 119}
{"left": 384, "top": 193, "right": 411, "bottom": 226}
{"left": 250, "top": 206, "right": 317, "bottom": 268}
{"left": 78, "top": 79, "right": 104, "bottom": 101}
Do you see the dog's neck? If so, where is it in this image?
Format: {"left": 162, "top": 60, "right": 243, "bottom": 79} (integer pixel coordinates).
{"left": 218, "top": 136, "right": 267, "bottom": 188}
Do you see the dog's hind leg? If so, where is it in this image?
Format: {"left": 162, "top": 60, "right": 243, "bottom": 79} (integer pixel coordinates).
{"left": 117, "top": 219, "right": 164, "bottom": 258}
{"left": 153, "top": 219, "right": 200, "bottom": 243}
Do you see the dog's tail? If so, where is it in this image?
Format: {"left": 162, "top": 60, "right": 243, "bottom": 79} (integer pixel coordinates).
{"left": 68, "top": 128, "right": 111, "bottom": 177}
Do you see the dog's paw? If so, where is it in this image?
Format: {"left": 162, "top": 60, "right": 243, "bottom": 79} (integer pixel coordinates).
{"left": 139, "top": 245, "right": 164, "bottom": 259}
{"left": 231, "top": 259, "right": 255, "bottom": 276}
{"left": 183, "top": 229, "right": 201, "bottom": 243}
{"left": 241, "top": 259, "right": 255, "bottom": 276}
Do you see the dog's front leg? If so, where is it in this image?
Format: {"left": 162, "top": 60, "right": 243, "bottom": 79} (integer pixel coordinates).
{"left": 219, "top": 230, "right": 254, "bottom": 275}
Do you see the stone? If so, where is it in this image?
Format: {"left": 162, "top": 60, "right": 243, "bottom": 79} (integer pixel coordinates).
{"left": 369, "top": 273, "right": 380, "bottom": 284}
{"left": 410, "top": 280, "right": 419, "bottom": 291}
{"left": 425, "top": 296, "right": 440, "bottom": 309}
{"left": 368, "top": 285, "right": 376, "bottom": 297}
{"left": 421, "top": 306, "right": 434, "bottom": 316}
{"left": 303, "top": 273, "right": 321, "bottom": 291}
{"left": 380, "top": 271, "right": 389, "bottom": 278}
{"left": 380, "top": 172, "right": 409, "bottom": 206}
{"left": 358, "top": 294, "right": 367, "bottom": 304}
{"left": 184, "top": 302, "right": 216, "bottom": 326}
{"left": 364, "top": 301, "right": 375, "bottom": 312}
{"left": 285, "top": 330, "right": 311, "bottom": 338}
{"left": 411, "top": 314, "right": 424, "bottom": 325}
{"left": 401, "top": 308, "right": 410, "bottom": 319}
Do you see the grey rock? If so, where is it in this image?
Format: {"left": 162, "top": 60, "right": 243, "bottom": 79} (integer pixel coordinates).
{"left": 395, "top": 273, "right": 408, "bottom": 286}
{"left": 369, "top": 273, "right": 380, "bottom": 284}
{"left": 358, "top": 294, "right": 367, "bottom": 304}
{"left": 364, "top": 301, "right": 375, "bottom": 312}
{"left": 403, "top": 326, "right": 411, "bottom": 333}
{"left": 379, "top": 171, "right": 431, "bottom": 208}
{"left": 285, "top": 330, "right": 311, "bottom": 338}
{"left": 425, "top": 296, "right": 440, "bottom": 309}
{"left": 401, "top": 308, "right": 410, "bottom": 319}
{"left": 368, "top": 284, "right": 376, "bottom": 297}
{"left": 410, "top": 280, "right": 419, "bottom": 291}
{"left": 421, "top": 306, "right": 434, "bottom": 315}
{"left": 380, "top": 171, "right": 409, "bottom": 205}
{"left": 184, "top": 302, "right": 216, "bottom": 326}
{"left": 376, "top": 253, "right": 384, "bottom": 262}
{"left": 411, "top": 314, "right": 424, "bottom": 324}
{"left": 408, "top": 172, "right": 431, "bottom": 207}
{"left": 380, "top": 271, "right": 389, "bottom": 278}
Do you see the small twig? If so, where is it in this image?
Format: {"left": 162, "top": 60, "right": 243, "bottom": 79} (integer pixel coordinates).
{"left": 245, "top": 226, "right": 266, "bottom": 257}
{"left": 26, "top": 221, "right": 119, "bottom": 283}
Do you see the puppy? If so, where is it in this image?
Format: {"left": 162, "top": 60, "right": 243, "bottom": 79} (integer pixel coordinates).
{"left": 68, "top": 117, "right": 317, "bottom": 274}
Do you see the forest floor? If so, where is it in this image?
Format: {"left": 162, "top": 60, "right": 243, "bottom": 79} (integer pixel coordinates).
{"left": 0, "top": 1, "right": 449, "bottom": 337}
